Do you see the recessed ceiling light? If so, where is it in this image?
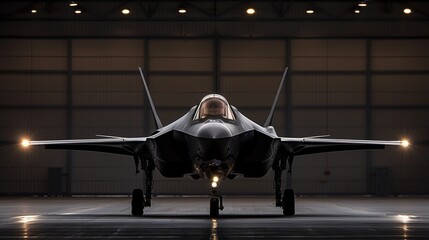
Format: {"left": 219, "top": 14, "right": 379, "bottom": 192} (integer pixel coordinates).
{"left": 69, "top": 1, "right": 78, "bottom": 7}
{"left": 74, "top": 9, "right": 82, "bottom": 14}
{"left": 306, "top": 9, "right": 314, "bottom": 14}
{"left": 246, "top": 8, "right": 255, "bottom": 15}
{"left": 122, "top": 9, "right": 130, "bottom": 15}
{"left": 358, "top": 2, "right": 367, "bottom": 7}
{"left": 403, "top": 8, "right": 412, "bottom": 14}
{"left": 178, "top": 3, "right": 187, "bottom": 14}
{"left": 31, "top": 9, "right": 37, "bottom": 14}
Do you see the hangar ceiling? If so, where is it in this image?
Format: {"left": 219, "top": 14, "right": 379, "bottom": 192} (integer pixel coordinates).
{"left": 1, "top": 1, "right": 429, "bottom": 38}
{"left": 2, "top": 0, "right": 429, "bottom": 22}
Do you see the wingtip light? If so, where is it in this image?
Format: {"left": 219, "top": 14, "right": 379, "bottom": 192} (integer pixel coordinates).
{"left": 21, "top": 139, "right": 30, "bottom": 148}
{"left": 401, "top": 139, "right": 410, "bottom": 148}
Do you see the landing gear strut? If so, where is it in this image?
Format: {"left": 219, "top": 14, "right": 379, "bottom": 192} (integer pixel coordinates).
{"left": 131, "top": 155, "right": 154, "bottom": 216}
{"left": 273, "top": 155, "right": 295, "bottom": 216}
{"left": 210, "top": 181, "right": 224, "bottom": 218}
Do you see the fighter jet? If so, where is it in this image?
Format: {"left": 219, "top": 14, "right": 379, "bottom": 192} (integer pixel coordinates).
{"left": 21, "top": 67, "right": 409, "bottom": 217}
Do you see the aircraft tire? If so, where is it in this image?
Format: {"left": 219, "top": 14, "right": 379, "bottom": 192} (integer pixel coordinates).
{"left": 210, "top": 197, "right": 220, "bottom": 218}
{"left": 282, "top": 189, "right": 295, "bottom": 216}
{"left": 131, "top": 188, "right": 144, "bottom": 216}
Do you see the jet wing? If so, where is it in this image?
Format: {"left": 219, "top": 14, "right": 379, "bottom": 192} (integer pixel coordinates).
{"left": 23, "top": 137, "right": 147, "bottom": 156}
{"left": 280, "top": 137, "right": 404, "bottom": 156}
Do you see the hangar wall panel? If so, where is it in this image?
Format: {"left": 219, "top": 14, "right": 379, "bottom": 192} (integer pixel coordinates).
{"left": 0, "top": 74, "right": 67, "bottom": 106}
{"left": 72, "top": 109, "right": 144, "bottom": 138}
{"left": 221, "top": 40, "right": 285, "bottom": 72}
{"left": 372, "top": 40, "right": 429, "bottom": 70}
{"left": 292, "top": 109, "right": 366, "bottom": 138}
{"left": 0, "top": 39, "right": 67, "bottom": 70}
{"left": 73, "top": 74, "right": 143, "bottom": 106}
{"left": 291, "top": 39, "right": 366, "bottom": 71}
{"left": 71, "top": 152, "right": 140, "bottom": 194}
{"left": 292, "top": 74, "right": 366, "bottom": 106}
{"left": 72, "top": 39, "right": 144, "bottom": 71}
{"left": 149, "top": 40, "right": 212, "bottom": 71}
{"left": 372, "top": 75, "right": 429, "bottom": 106}
{"left": 294, "top": 154, "right": 367, "bottom": 194}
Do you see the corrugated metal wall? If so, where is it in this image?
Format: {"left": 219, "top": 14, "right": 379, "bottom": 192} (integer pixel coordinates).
{"left": 0, "top": 36, "right": 428, "bottom": 195}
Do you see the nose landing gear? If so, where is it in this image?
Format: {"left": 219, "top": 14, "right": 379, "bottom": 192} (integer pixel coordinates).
{"left": 209, "top": 177, "right": 224, "bottom": 218}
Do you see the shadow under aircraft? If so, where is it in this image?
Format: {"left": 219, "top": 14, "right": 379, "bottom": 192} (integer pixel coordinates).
{"left": 21, "top": 67, "right": 409, "bottom": 217}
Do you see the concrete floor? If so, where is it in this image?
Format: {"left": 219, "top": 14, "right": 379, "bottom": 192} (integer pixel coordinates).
{"left": 0, "top": 196, "right": 428, "bottom": 239}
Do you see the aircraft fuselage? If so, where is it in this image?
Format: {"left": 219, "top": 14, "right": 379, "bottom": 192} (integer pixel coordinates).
{"left": 147, "top": 106, "right": 279, "bottom": 180}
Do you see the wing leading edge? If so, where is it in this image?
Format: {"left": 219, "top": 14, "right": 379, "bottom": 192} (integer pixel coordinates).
{"left": 280, "top": 137, "right": 404, "bottom": 156}
{"left": 24, "top": 137, "right": 147, "bottom": 156}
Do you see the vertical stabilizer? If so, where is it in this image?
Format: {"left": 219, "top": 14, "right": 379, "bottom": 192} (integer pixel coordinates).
{"left": 138, "top": 67, "right": 163, "bottom": 129}
{"left": 264, "top": 67, "right": 288, "bottom": 127}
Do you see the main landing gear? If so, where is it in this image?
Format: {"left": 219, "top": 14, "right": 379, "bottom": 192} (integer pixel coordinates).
{"left": 209, "top": 177, "right": 224, "bottom": 218}
{"left": 273, "top": 155, "right": 295, "bottom": 216}
{"left": 131, "top": 155, "right": 154, "bottom": 216}
{"left": 132, "top": 188, "right": 144, "bottom": 216}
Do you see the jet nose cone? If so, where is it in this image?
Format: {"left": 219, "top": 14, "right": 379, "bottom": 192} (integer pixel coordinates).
{"left": 197, "top": 122, "right": 233, "bottom": 139}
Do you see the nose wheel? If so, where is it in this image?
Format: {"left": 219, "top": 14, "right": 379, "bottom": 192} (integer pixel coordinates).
{"left": 210, "top": 197, "right": 220, "bottom": 217}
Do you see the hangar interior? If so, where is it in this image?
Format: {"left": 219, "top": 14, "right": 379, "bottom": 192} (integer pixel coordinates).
{"left": 0, "top": 0, "right": 428, "bottom": 196}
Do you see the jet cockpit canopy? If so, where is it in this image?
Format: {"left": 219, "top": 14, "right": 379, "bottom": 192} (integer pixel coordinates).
{"left": 193, "top": 94, "right": 235, "bottom": 120}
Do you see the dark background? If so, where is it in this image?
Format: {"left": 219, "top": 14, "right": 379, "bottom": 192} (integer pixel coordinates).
{"left": 0, "top": 0, "right": 428, "bottom": 196}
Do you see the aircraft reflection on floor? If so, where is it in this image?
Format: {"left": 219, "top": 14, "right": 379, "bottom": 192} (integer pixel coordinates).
{"left": 0, "top": 197, "right": 428, "bottom": 239}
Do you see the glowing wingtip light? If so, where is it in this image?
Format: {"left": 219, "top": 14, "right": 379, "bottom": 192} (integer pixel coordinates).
{"left": 401, "top": 139, "right": 410, "bottom": 148}
{"left": 21, "top": 139, "right": 30, "bottom": 148}
{"left": 246, "top": 8, "right": 255, "bottom": 15}
{"left": 211, "top": 182, "right": 218, "bottom": 188}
